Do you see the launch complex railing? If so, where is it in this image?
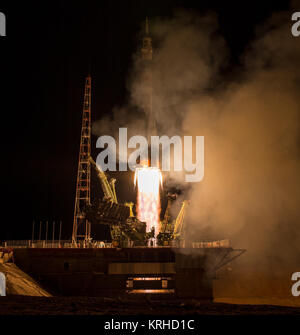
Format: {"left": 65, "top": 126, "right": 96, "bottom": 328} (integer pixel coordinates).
{"left": 1, "top": 240, "right": 113, "bottom": 248}
{"left": 1, "top": 239, "right": 231, "bottom": 249}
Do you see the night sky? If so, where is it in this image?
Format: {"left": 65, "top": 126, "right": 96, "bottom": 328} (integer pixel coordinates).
{"left": 1, "top": 0, "right": 291, "bottom": 241}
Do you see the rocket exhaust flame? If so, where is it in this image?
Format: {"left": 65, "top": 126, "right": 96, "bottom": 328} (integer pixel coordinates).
{"left": 134, "top": 165, "right": 162, "bottom": 235}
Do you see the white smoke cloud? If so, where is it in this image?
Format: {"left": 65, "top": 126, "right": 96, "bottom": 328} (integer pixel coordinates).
{"left": 93, "top": 4, "right": 300, "bottom": 266}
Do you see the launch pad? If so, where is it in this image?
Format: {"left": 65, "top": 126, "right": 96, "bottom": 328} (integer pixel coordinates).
{"left": 1, "top": 19, "right": 246, "bottom": 302}
{"left": 12, "top": 246, "right": 244, "bottom": 300}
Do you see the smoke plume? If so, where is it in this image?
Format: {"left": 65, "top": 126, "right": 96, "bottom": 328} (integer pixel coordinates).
{"left": 93, "top": 4, "right": 300, "bottom": 267}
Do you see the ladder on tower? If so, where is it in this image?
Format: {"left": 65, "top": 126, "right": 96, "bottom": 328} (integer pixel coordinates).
{"left": 72, "top": 75, "right": 92, "bottom": 244}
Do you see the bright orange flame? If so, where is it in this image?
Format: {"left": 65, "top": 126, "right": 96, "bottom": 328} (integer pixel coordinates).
{"left": 134, "top": 165, "right": 162, "bottom": 234}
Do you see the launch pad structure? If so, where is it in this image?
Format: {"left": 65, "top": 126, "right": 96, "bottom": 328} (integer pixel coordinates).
{"left": 12, "top": 246, "right": 245, "bottom": 300}
{"left": 2, "top": 19, "right": 245, "bottom": 300}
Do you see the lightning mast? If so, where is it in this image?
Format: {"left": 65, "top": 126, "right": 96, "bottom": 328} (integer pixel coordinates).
{"left": 72, "top": 75, "right": 92, "bottom": 244}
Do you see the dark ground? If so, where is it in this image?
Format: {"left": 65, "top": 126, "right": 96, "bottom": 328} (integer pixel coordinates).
{"left": 0, "top": 296, "right": 300, "bottom": 315}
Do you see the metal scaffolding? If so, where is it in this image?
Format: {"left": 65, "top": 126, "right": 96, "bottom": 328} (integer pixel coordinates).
{"left": 72, "top": 75, "right": 92, "bottom": 244}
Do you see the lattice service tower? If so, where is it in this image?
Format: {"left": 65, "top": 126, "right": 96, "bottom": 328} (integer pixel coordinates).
{"left": 72, "top": 75, "right": 92, "bottom": 244}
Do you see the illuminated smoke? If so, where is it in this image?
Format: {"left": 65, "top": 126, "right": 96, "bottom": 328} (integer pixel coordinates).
{"left": 134, "top": 165, "right": 162, "bottom": 234}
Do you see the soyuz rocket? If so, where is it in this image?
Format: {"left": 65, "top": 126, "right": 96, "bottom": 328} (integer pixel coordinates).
{"left": 140, "top": 17, "right": 158, "bottom": 167}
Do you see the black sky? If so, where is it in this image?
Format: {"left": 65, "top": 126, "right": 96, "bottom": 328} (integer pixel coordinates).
{"left": 0, "top": 0, "right": 291, "bottom": 240}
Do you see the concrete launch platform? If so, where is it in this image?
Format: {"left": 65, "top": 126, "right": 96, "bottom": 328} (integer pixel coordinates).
{"left": 12, "top": 247, "right": 244, "bottom": 300}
